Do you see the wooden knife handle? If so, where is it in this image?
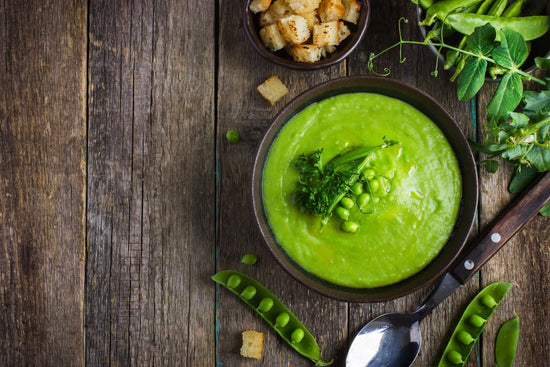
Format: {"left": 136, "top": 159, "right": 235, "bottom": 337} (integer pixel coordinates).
{"left": 451, "top": 171, "right": 550, "bottom": 284}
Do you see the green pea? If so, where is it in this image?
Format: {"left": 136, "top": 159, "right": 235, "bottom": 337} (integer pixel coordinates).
{"left": 241, "top": 253, "right": 257, "bottom": 265}
{"left": 469, "top": 314, "right": 487, "bottom": 328}
{"left": 226, "top": 274, "right": 241, "bottom": 289}
{"left": 226, "top": 129, "right": 240, "bottom": 143}
{"left": 456, "top": 331, "right": 474, "bottom": 345}
{"left": 258, "top": 297, "right": 274, "bottom": 313}
{"left": 357, "top": 193, "right": 371, "bottom": 210}
{"left": 341, "top": 221, "right": 359, "bottom": 233}
{"left": 212, "top": 270, "right": 332, "bottom": 366}
{"left": 291, "top": 328, "right": 305, "bottom": 343}
{"left": 340, "top": 197, "right": 355, "bottom": 209}
{"left": 446, "top": 350, "right": 463, "bottom": 364}
{"left": 363, "top": 169, "right": 376, "bottom": 180}
{"left": 437, "top": 282, "right": 512, "bottom": 367}
{"left": 240, "top": 285, "right": 257, "bottom": 300}
{"left": 276, "top": 312, "right": 290, "bottom": 328}
{"left": 481, "top": 294, "right": 497, "bottom": 308}
{"left": 495, "top": 314, "right": 519, "bottom": 367}
{"left": 370, "top": 179, "right": 380, "bottom": 192}
{"left": 351, "top": 182, "right": 364, "bottom": 195}
{"left": 335, "top": 206, "right": 350, "bottom": 221}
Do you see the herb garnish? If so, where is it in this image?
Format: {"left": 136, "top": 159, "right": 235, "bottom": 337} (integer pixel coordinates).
{"left": 367, "top": 18, "right": 550, "bottom": 215}
{"left": 294, "top": 139, "right": 398, "bottom": 226}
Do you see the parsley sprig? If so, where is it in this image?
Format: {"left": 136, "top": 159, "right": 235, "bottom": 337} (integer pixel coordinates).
{"left": 294, "top": 139, "right": 398, "bottom": 226}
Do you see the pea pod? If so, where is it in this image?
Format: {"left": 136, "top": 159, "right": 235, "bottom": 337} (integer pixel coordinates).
{"left": 438, "top": 282, "right": 512, "bottom": 367}
{"left": 446, "top": 14, "right": 550, "bottom": 41}
{"left": 212, "top": 270, "right": 333, "bottom": 366}
{"left": 447, "top": 0, "right": 506, "bottom": 79}
{"left": 411, "top": 0, "right": 437, "bottom": 9}
{"left": 502, "top": 0, "right": 526, "bottom": 18}
{"left": 486, "top": 0, "right": 507, "bottom": 17}
{"left": 421, "top": 0, "right": 486, "bottom": 26}
{"left": 495, "top": 314, "right": 519, "bottom": 367}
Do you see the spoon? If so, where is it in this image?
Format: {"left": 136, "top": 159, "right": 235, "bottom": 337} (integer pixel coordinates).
{"left": 346, "top": 171, "right": 550, "bottom": 367}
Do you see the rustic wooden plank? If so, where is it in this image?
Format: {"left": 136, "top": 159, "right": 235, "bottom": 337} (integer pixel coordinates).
{"left": 0, "top": 1, "right": 87, "bottom": 365}
{"left": 347, "top": 3, "right": 480, "bottom": 366}
{"left": 215, "top": 1, "right": 349, "bottom": 366}
{"left": 86, "top": 1, "right": 216, "bottom": 365}
{"left": 477, "top": 77, "right": 550, "bottom": 366}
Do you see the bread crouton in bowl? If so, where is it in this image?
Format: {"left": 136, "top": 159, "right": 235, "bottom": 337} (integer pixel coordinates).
{"left": 244, "top": 0, "right": 371, "bottom": 70}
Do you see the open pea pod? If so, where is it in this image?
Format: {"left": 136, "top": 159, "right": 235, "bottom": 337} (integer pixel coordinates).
{"left": 212, "top": 270, "right": 333, "bottom": 366}
{"left": 438, "top": 282, "right": 512, "bottom": 366}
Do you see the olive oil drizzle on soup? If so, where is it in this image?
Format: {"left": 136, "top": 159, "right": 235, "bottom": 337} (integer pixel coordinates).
{"left": 262, "top": 93, "right": 462, "bottom": 288}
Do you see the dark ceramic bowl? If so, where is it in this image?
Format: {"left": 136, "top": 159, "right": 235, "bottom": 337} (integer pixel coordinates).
{"left": 243, "top": 0, "right": 371, "bottom": 70}
{"left": 252, "top": 76, "right": 479, "bottom": 302}
{"left": 416, "top": 4, "right": 550, "bottom": 79}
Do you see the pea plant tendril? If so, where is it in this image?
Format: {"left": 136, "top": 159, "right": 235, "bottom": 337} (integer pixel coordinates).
{"left": 368, "top": 17, "right": 550, "bottom": 216}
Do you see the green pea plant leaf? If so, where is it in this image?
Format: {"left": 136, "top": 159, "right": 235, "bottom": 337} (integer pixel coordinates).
{"left": 535, "top": 57, "right": 550, "bottom": 70}
{"left": 367, "top": 19, "right": 550, "bottom": 216}
{"left": 486, "top": 29, "right": 527, "bottom": 122}
{"left": 456, "top": 24, "right": 496, "bottom": 101}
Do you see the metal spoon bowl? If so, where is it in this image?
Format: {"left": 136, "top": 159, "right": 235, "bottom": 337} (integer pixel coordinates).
{"left": 347, "top": 171, "right": 550, "bottom": 367}
{"left": 347, "top": 313, "right": 421, "bottom": 367}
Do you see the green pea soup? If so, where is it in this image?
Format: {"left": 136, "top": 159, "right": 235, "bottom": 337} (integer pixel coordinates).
{"left": 262, "top": 93, "right": 462, "bottom": 288}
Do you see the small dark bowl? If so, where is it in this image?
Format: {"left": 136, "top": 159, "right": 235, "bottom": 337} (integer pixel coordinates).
{"left": 243, "top": 0, "right": 371, "bottom": 70}
{"left": 252, "top": 76, "right": 479, "bottom": 302}
{"left": 416, "top": 4, "right": 550, "bottom": 80}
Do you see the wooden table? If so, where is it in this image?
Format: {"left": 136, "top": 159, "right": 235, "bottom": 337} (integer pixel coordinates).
{"left": 1, "top": 1, "right": 548, "bottom": 366}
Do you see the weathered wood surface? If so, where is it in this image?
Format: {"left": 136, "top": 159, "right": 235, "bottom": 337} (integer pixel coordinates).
{"left": 86, "top": 1, "right": 216, "bottom": 365}
{"left": 0, "top": 1, "right": 87, "bottom": 366}
{"left": 0, "top": 0, "right": 548, "bottom": 366}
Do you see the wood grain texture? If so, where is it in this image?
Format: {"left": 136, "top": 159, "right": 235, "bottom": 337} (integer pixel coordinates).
{"left": 215, "top": 1, "right": 348, "bottom": 365}
{"left": 86, "top": 1, "right": 216, "bottom": 365}
{"left": 0, "top": 0, "right": 548, "bottom": 366}
{"left": 0, "top": 1, "right": 87, "bottom": 365}
{"left": 477, "top": 78, "right": 550, "bottom": 367}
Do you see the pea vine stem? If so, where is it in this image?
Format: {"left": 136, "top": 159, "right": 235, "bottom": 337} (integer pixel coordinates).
{"left": 368, "top": 20, "right": 547, "bottom": 86}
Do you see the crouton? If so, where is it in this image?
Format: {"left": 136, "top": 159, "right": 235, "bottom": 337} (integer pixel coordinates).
{"left": 313, "top": 21, "right": 340, "bottom": 47}
{"left": 249, "top": 0, "right": 272, "bottom": 14}
{"left": 338, "top": 21, "right": 351, "bottom": 43}
{"left": 286, "top": 0, "right": 322, "bottom": 15}
{"left": 240, "top": 330, "right": 264, "bottom": 360}
{"left": 342, "top": 0, "right": 361, "bottom": 24}
{"left": 260, "top": 24, "right": 287, "bottom": 51}
{"left": 277, "top": 15, "right": 311, "bottom": 44}
{"left": 291, "top": 44, "right": 323, "bottom": 63}
{"left": 257, "top": 75, "right": 289, "bottom": 106}
{"left": 321, "top": 45, "right": 337, "bottom": 58}
{"left": 301, "top": 9, "right": 320, "bottom": 31}
{"left": 318, "top": 0, "right": 345, "bottom": 22}
{"left": 258, "top": 10, "right": 277, "bottom": 27}
{"left": 268, "top": 0, "right": 294, "bottom": 20}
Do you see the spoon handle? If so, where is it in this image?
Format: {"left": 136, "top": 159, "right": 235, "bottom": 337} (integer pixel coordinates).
{"left": 450, "top": 171, "right": 550, "bottom": 284}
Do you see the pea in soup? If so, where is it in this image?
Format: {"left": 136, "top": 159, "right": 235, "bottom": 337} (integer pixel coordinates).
{"left": 262, "top": 93, "right": 462, "bottom": 288}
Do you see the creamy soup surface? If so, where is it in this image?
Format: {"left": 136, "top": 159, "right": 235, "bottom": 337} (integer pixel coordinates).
{"left": 262, "top": 93, "right": 462, "bottom": 288}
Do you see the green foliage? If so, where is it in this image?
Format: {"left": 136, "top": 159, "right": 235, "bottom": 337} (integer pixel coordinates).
{"left": 508, "top": 166, "right": 538, "bottom": 193}
{"left": 293, "top": 141, "right": 397, "bottom": 226}
{"left": 368, "top": 19, "right": 549, "bottom": 215}
{"left": 535, "top": 57, "right": 550, "bottom": 70}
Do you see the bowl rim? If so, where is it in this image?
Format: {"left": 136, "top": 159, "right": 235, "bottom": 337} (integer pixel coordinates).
{"left": 251, "top": 75, "right": 479, "bottom": 302}
{"left": 243, "top": 0, "right": 371, "bottom": 71}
